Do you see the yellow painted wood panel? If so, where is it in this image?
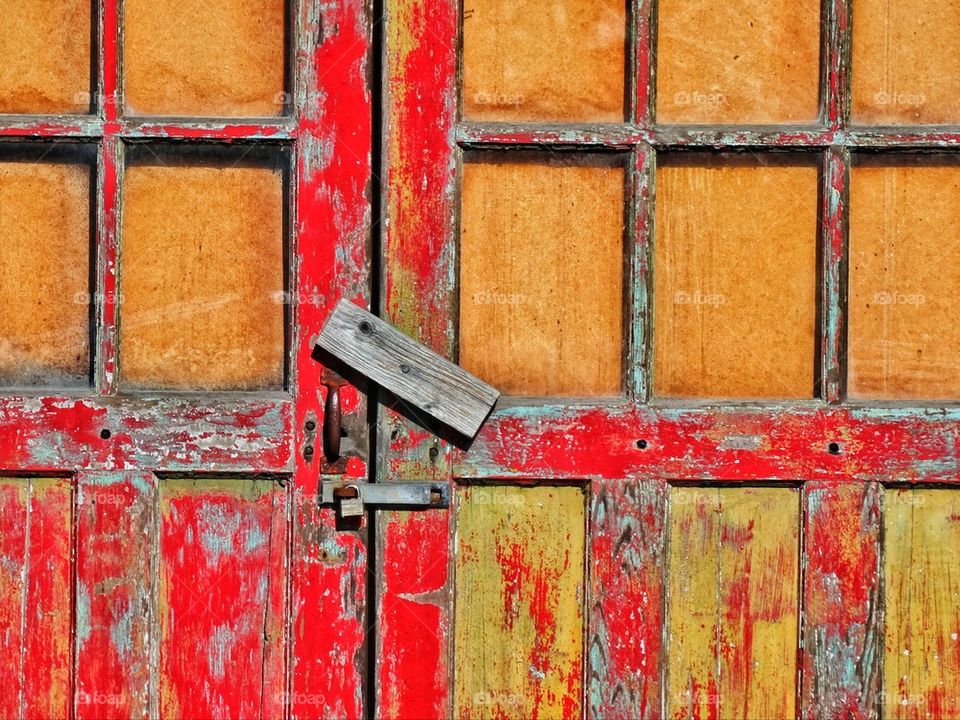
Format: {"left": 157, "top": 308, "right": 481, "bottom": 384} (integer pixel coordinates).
{"left": 124, "top": 0, "right": 286, "bottom": 116}
{"left": 0, "top": 0, "right": 91, "bottom": 114}
{"left": 0, "top": 161, "right": 91, "bottom": 386}
{"left": 668, "top": 486, "right": 799, "bottom": 720}
{"left": 884, "top": 488, "right": 960, "bottom": 718}
{"left": 460, "top": 158, "right": 624, "bottom": 396}
{"left": 852, "top": 0, "right": 960, "bottom": 124}
{"left": 454, "top": 485, "right": 585, "bottom": 719}
{"left": 849, "top": 162, "right": 960, "bottom": 399}
{"left": 654, "top": 158, "right": 818, "bottom": 399}
{"left": 120, "top": 164, "right": 285, "bottom": 390}
{"left": 656, "top": 0, "right": 820, "bottom": 124}
{"left": 462, "top": 0, "right": 625, "bottom": 122}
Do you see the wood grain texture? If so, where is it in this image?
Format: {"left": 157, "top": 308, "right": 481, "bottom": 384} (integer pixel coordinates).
{"left": 454, "top": 484, "right": 585, "bottom": 720}
{"left": 852, "top": 0, "right": 960, "bottom": 124}
{"left": 588, "top": 479, "right": 666, "bottom": 720}
{"left": 655, "top": 0, "right": 820, "bottom": 123}
{"left": 460, "top": 158, "right": 624, "bottom": 397}
{"left": 801, "top": 481, "right": 881, "bottom": 720}
{"left": 124, "top": 0, "right": 286, "bottom": 116}
{"left": 0, "top": 0, "right": 91, "bottom": 114}
{"left": 377, "top": 507, "right": 452, "bottom": 720}
{"left": 75, "top": 472, "right": 155, "bottom": 720}
{"left": 0, "top": 478, "right": 72, "bottom": 720}
{"left": 120, "top": 164, "right": 284, "bottom": 391}
{"left": 667, "top": 486, "right": 799, "bottom": 720}
{"left": 0, "top": 161, "right": 91, "bottom": 386}
{"left": 462, "top": 0, "right": 625, "bottom": 122}
{"left": 654, "top": 158, "right": 818, "bottom": 399}
{"left": 884, "top": 488, "right": 960, "bottom": 719}
{"left": 849, "top": 162, "right": 960, "bottom": 399}
{"left": 317, "top": 300, "right": 499, "bottom": 437}
{"left": 158, "top": 478, "right": 285, "bottom": 720}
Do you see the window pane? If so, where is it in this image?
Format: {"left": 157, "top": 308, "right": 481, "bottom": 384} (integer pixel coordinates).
{"left": 654, "top": 156, "right": 818, "bottom": 398}
{"left": 460, "top": 155, "right": 624, "bottom": 396}
{"left": 120, "top": 150, "right": 285, "bottom": 390}
{"left": 0, "top": 0, "right": 92, "bottom": 114}
{"left": 124, "top": 0, "right": 286, "bottom": 117}
{"left": 656, "top": 0, "right": 820, "bottom": 124}
{"left": 852, "top": 0, "right": 960, "bottom": 124}
{"left": 849, "top": 160, "right": 960, "bottom": 398}
{"left": 462, "top": 0, "right": 625, "bottom": 122}
{"left": 0, "top": 152, "right": 92, "bottom": 387}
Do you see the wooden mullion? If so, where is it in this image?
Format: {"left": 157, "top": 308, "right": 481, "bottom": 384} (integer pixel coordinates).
{"left": 820, "top": 145, "right": 849, "bottom": 403}
{"left": 633, "top": 0, "right": 654, "bottom": 126}
{"left": 629, "top": 145, "right": 654, "bottom": 402}
{"left": 95, "top": 0, "right": 121, "bottom": 396}
{"left": 824, "top": 0, "right": 851, "bottom": 129}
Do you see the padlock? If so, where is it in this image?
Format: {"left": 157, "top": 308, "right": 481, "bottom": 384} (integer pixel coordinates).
{"left": 335, "top": 484, "right": 364, "bottom": 517}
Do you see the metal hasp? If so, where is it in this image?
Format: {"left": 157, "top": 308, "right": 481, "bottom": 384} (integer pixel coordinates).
{"left": 314, "top": 300, "right": 500, "bottom": 438}
{"left": 320, "top": 481, "right": 451, "bottom": 517}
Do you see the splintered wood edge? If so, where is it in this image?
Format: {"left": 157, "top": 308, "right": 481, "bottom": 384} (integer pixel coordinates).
{"left": 315, "top": 300, "right": 500, "bottom": 438}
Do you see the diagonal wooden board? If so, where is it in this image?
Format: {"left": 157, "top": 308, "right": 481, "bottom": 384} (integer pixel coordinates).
{"left": 314, "top": 300, "right": 499, "bottom": 438}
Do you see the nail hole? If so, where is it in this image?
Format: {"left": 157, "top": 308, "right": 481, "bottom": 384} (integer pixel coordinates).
{"left": 828, "top": 441, "right": 841, "bottom": 455}
{"left": 636, "top": 439, "right": 648, "bottom": 449}
{"left": 400, "top": 364, "right": 410, "bottom": 374}
{"left": 429, "top": 446, "right": 439, "bottom": 461}
{"left": 358, "top": 320, "right": 373, "bottom": 334}
{"left": 99, "top": 428, "right": 111, "bottom": 440}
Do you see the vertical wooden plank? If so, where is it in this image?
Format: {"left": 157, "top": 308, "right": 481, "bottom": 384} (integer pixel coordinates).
{"left": 292, "top": 0, "right": 372, "bottom": 714}
{"left": 0, "top": 480, "right": 28, "bottom": 719}
{"left": 378, "top": 0, "right": 458, "bottom": 715}
{"left": 0, "top": 478, "right": 72, "bottom": 720}
{"left": 668, "top": 486, "right": 799, "bottom": 720}
{"left": 290, "top": 496, "right": 366, "bottom": 719}
{"left": 377, "top": 507, "right": 452, "bottom": 720}
{"left": 454, "top": 484, "right": 586, "bottom": 720}
{"left": 157, "top": 478, "right": 285, "bottom": 720}
{"left": 884, "top": 488, "right": 960, "bottom": 718}
{"left": 802, "top": 481, "right": 880, "bottom": 719}
{"left": 588, "top": 479, "right": 666, "bottom": 720}
{"left": 75, "top": 472, "right": 155, "bottom": 719}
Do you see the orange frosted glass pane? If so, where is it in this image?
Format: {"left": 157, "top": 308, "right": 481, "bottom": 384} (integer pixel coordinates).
{"left": 656, "top": 0, "right": 820, "bottom": 124}
{"left": 462, "top": 0, "right": 625, "bottom": 122}
{"left": 654, "top": 158, "right": 818, "bottom": 398}
{"left": 124, "top": 0, "right": 286, "bottom": 117}
{"left": 460, "top": 157, "right": 624, "bottom": 396}
{"left": 121, "top": 163, "right": 285, "bottom": 390}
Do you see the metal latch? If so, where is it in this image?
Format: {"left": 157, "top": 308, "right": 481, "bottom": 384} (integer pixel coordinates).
{"left": 320, "top": 481, "right": 450, "bottom": 517}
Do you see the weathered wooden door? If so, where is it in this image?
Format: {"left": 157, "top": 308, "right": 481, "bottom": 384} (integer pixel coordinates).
{"left": 0, "top": 0, "right": 375, "bottom": 717}
{"left": 375, "top": 0, "right": 960, "bottom": 718}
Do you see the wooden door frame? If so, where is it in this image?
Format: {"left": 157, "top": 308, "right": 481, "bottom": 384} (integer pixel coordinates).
{"left": 377, "top": 0, "right": 960, "bottom": 718}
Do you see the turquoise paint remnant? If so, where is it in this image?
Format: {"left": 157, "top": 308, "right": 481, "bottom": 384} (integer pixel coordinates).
{"left": 76, "top": 583, "right": 92, "bottom": 651}
{"left": 244, "top": 524, "right": 268, "bottom": 553}
{"left": 110, "top": 601, "right": 135, "bottom": 658}
{"left": 200, "top": 505, "right": 245, "bottom": 565}
{"left": 208, "top": 623, "right": 237, "bottom": 681}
